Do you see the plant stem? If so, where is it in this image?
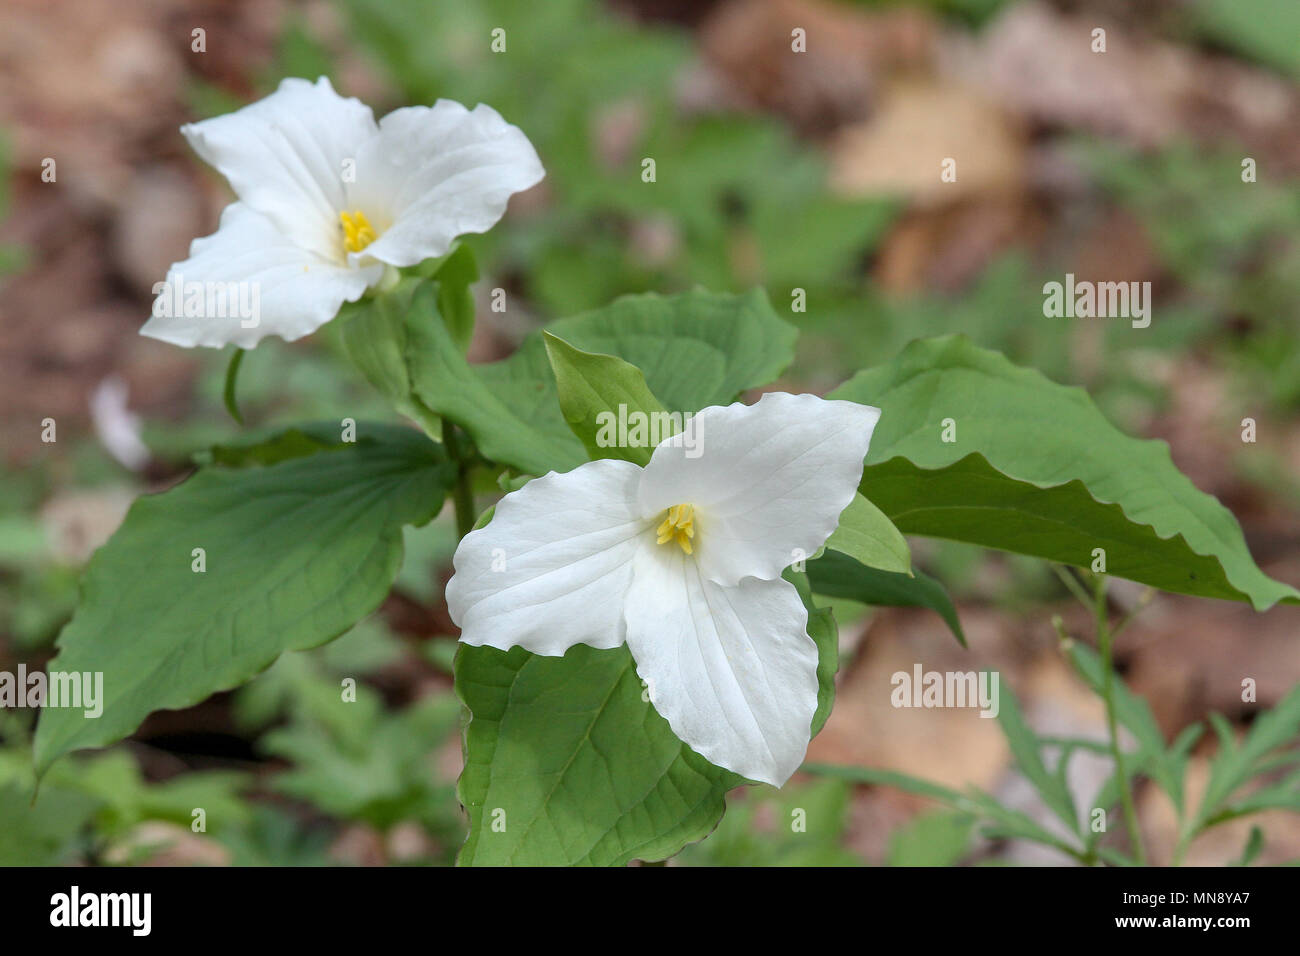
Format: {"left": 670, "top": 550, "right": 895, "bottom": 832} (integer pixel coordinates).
{"left": 223, "top": 348, "right": 245, "bottom": 424}
{"left": 1095, "top": 573, "right": 1146, "bottom": 865}
{"left": 442, "top": 419, "right": 476, "bottom": 539}
{"left": 1052, "top": 563, "right": 1094, "bottom": 613}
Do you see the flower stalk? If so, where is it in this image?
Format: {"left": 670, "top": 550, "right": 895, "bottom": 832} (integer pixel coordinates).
{"left": 442, "top": 419, "right": 476, "bottom": 541}
{"left": 1094, "top": 573, "right": 1147, "bottom": 865}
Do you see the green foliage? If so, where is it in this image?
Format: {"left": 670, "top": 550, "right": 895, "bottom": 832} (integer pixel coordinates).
{"left": 1084, "top": 142, "right": 1300, "bottom": 408}
{"left": 33, "top": 425, "right": 456, "bottom": 774}
{"left": 337, "top": 0, "right": 895, "bottom": 319}
{"left": 0, "top": 781, "right": 99, "bottom": 865}
{"left": 263, "top": 684, "right": 462, "bottom": 837}
{"left": 1192, "top": 0, "right": 1300, "bottom": 77}
{"left": 676, "top": 778, "right": 864, "bottom": 867}
{"left": 1193, "top": 686, "right": 1300, "bottom": 831}
{"left": 454, "top": 570, "right": 836, "bottom": 866}
{"left": 808, "top": 549, "right": 965, "bottom": 645}
{"left": 18, "top": 0, "right": 1300, "bottom": 866}
{"left": 824, "top": 492, "right": 911, "bottom": 576}
{"left": 806, "top": 625, "right": 1300, "bottom": 866}
{"left": 834, "top": 335, "right": 1300, "bottom": 609}
{"left": 887, "top": 810, "right": 974, "bottom": 866}
{"left": 373, "top": 283, "right": 795, "bottom": 476}
{"left": 543, "top": 332, "right": 670, "bottom": 466}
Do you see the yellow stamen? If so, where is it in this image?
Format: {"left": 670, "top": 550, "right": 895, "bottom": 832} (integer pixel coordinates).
{"left": 340, "top": 209, "right": 378, "bottom": 253}
{"left": 655, "top": 503, "right": 696, "bottom": 555}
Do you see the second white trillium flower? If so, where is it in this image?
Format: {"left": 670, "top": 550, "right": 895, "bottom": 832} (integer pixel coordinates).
{"left": 142, "top": 77, "right": 544, "bottom": 349}
{"left": 446, "top": 392, "right": 881, "bottom": 786}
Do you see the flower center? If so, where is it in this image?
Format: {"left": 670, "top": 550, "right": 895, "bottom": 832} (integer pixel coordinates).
{"left": 340, "top": 209, "right": 378, "bottom": 254}
{"left": 655, "top": 503, "right": 696, "bottom": 555}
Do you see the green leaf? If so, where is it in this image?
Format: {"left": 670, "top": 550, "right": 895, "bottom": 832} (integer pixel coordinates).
{"left": 33, "top": 425, "right": 454, "bottom": 774}
{"left": 410, "top": 288, "right": 797, "bottom": 476}
{"left": 1214, "top": 770, "right": 1300, "bottom": 824}
{"left": 1193, "top": 684, "right": 1300, "bottom": 832}
{"left": 807, "top": 549, "right": 965, "bottom": 646}
{"left": 790, "top": 569, "right": 839, "bottom": 738}
{"left": 340, "top": 249, "right": 479, "bottom": 431}
{"left": 824, "top": 492, "right": 910, "bottom": 575}
{"left": 427, "top": 242, "right": 479, "bottom": 351}
{"left": 340, "top": 279, "right": 444, "bottom": 436}
{"left": 454, "top": 571, "right": 835, "bottom": 866}
{"left": 832, "top": 335, "right": 1299, "bottom": 609}
{"left": 542, "top": 332, "right": 671, "bottom": 466}
{"left": 197, "top": 421, "right": 350, "bottom": 468}
{"left": 455, "top": 643, "right": 739, "bottom": 866}
{"left": 1231, "top": 825, "right": 1265, "bottom": 866}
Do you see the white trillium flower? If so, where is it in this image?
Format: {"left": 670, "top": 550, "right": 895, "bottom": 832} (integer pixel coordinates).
{"left": 142, "top": 77, "right": 544, "bottom": 349}
{"left": 446, "top": 391, "right": 881, "bottom": 786}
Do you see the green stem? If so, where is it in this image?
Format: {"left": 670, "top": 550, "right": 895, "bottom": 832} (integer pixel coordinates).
{"left": 1095, "top": 573, "right": 1146, "bottom": 865}
{"left": 442, "top": 419, "right": 476, "bottom": 539}
{"left": 223, "top": 348, "right": 245, "bottom": 425}
{"left": 1052, "top": 564, "right": 1094, "bottom": 613}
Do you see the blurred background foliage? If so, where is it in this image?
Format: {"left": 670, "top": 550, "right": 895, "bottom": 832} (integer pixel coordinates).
{"left": 1, "top": 0, "right": 1298, "bottom": 865}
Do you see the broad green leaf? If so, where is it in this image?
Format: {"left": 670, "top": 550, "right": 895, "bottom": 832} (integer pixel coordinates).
{"left": 197, "top": 421, "right": 356, "bottom": 467}
{"left": 410, "top": 288, "right": 797, "bottom": 476}
{"left": 824, "top": 492, "right": 910, "bottom": 575}
{"left": 807, "top": 549, "right": 965, "bottom": 646}
{"left": 832, "top": 335, "right": 1300, "bottom": 609}
{"left": 545, "top": 288, "right": 797, "bottom": 412}
{"left": 455, "top": 570, "right": 835, "bottom": 866}
{"left": 542, "top": 332, "right": 671, "bottom": 466}
{"left": 34, "top": 425, "right": 454, "bottom": 774}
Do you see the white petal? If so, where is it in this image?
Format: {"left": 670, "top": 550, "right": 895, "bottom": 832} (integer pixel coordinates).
{"left": 350, "top": 100, "right": 544, "bottom": 268}
{"left": 638, "top": 392, "right": 881, "bottom": 587}
{"left": 624, "top": 545, "right": 819, "bottom": 786}
{"left": 140, "top": 203, "right": 378, "bottom": 349}
{"left": 89, "top": 376, "right": 149, "bottom": 471}
{"left": 182, "top": 76, "right": 377, "bottom": 260}
{"left": 446, "top": 459, "right": 652, "bottom": 656}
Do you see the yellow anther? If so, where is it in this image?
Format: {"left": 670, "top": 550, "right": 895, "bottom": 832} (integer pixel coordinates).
{"left": 340, "top": 209, "right": 377, "bottom": 253}
{"left": 655, "top": 504, "right": 696, "bottom": 555}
